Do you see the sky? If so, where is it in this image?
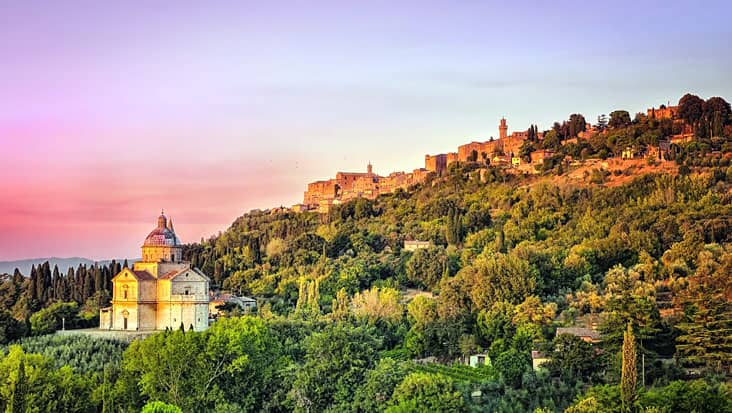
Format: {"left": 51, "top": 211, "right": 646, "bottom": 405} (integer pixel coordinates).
{"left": 1, "top": 0, "right": 731, "bottom": 261}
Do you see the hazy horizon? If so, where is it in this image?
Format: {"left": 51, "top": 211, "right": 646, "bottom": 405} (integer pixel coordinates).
{"left": 2, "top": 0, "right": 731, "bottom": 260}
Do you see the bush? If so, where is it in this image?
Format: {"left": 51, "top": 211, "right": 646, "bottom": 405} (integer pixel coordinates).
{"left": 0, "top": 310, "right": 26, "bottom": 344}
{"left": 141, "top": 401, "right": 183, "bottom": 413}
{"left": 29, "top": 302, "right": 80, "bottom": 335}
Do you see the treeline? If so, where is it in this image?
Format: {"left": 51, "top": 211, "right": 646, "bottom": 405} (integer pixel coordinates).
{"left": 0, "top": 260, "right": 125, "bottom": 343}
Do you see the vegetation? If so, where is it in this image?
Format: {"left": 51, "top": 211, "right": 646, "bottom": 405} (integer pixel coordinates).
{"left": 1, "top": 93, "right": 732, "bottom": 411}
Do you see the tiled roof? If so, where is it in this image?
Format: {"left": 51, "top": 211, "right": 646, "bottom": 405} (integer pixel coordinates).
{"left": 132, "top": 270, "right": 156, "bottom": 281}
{"left": 556, "top": 327, "right": 601, "bottom": 340}
{"left": 159, "top": 269, "right": 185, "bottom": 280}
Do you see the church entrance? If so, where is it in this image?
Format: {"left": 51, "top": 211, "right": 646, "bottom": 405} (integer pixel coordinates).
{"left": 122, "top": 310, "right": 129, "bottom": 330}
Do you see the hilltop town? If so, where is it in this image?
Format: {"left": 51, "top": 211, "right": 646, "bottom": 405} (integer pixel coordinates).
{"left": 296, "top": 98, "right": 704, "bottom": 213}
{"left": 2, "top": 92, "right": 731, "bottom": 413}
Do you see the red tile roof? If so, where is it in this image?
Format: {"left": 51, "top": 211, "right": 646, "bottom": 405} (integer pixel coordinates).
{"left": 132, "top": 270, "right": 156, "bottom": 281}
{"left": 159, "top": 269, "right": 184, "bottom": 280}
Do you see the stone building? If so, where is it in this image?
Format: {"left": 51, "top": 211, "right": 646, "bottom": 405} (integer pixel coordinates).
{"left": 647, "top": 105, "right": 679, "bottom": 120}
{"left": 426, "top": 118, "right": 535, "bottom": 171}
{"left": 424, "top": 153, "right": 447, "bottom": 174}
{"left": 404, "top": 240, "right": 431, "bottom": 251}
{"left": 303, "top": 118, "right": 542, "bottom": 212}
{"left": 303, "top": 163, "right": 433, "bottom": 212}
{"left": 100, "top": 212, "right": 210, "bottom": 332}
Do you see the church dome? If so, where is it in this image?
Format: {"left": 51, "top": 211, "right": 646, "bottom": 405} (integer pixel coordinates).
{"left": 143, "top": 211, "right": 181, "bottom": 247}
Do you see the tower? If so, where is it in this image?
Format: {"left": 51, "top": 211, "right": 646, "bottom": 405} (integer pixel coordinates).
{"left": 141, "top": 211, "right": 182, "bottom": 263}
{"left": 499, "top": 118, "right": 508, "bottom": 140}
{"left": 367, "top": 162, "right": 373, "bottom": 175}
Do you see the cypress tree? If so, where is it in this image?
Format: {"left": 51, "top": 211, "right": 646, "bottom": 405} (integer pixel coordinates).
{"left": 65, "top": 267, "right": 75, "bottom": 302}
{"left": 621, "top": 322, "right": 637, "bottom": 413}
{"left": 12, "top": 268, "right": 23, "bottom": 285}
{"left": 40, "top": 261, "right": 52, "bottom": 304}
{"left": 83, "top": 269, "right": 94, "bottom": 302}
{"left": 12, "top": 269, "right": 23, "bottom": 303}
{"left": 7, "top": 358, "right": 27, "bottom": 413}
{"left": 94, "top": 264, "right": 103, "bottom": 293}
{"left": 52, "top": 265, "right": 61, "bottom": 301}
{"left": 495, "top": 226, "right": 506, "bottom": 253}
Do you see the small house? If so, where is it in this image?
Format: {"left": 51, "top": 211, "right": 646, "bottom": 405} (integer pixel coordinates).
{"left": 468, "top": 353, "right": 491, "bottom": 368}
{"left": 532, "top": 350, "right": 550, "bottom": 371}
{"left": 404, "top": 240, "right": 431, "bottom": 252}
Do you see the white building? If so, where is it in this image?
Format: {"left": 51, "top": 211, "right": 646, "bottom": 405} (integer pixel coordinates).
{"left": 100, "top": 211, "right": 210, "bottom": 332}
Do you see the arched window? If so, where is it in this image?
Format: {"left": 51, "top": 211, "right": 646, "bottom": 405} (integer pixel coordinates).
{"left": 123, "top": 285, "right": 129, "bottom": 299}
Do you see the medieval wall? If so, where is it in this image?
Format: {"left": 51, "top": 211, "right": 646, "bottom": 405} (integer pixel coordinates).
{"left": 425, "top": 153, "right": 447, "bottom": 173}
{"left": 647, "top": 105, "right": 679, "bottom": 119}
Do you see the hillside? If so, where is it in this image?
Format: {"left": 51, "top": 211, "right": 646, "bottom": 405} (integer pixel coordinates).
{"left": 2, "top": 93, "right": 731, "bottom": 413}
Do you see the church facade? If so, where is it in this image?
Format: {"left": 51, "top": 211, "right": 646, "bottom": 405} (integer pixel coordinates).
{"left": 99, "top": 212, "right": 210, "bottom": 331}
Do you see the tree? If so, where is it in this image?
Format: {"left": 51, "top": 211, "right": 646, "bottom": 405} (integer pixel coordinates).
{"left": 675, "top": 249, "right": 732, "bottom": 373}
{"left": 545, "top": 334, "right": 597, "bottom": 382}
{"left": 465, "top": 253, "right": 537, "bottom": 310}
{"left": 29, "top": 302, "right": 80, "bottom": 335}
{"left": 445, "top": 206, "right": 463, "bottom": 246}
{"left": 387, "top": 372, "right": 464, "bottom": 413}
{"left": 541, "top": 130, "right": 561, "bottom": 150}
{"left": 468, "top": 149, "right": 478, "bottom": 162}
{"left": 494, "top": 348, "right": 529, "bottom": 388}
{"left": 568, "top": 113, "right": 587, "bottom": 138}
{"left": 0, "top": 346, "right": 95, "bottom": 412}
{"left": 703, "top": 97, "right": 731, "bottom": 137}
{"left": 597, "top": 114, "right": 608, "bottom": 131}
{"left": 120, "top": 316, "right": 283, "bottom": 412}
{"left": 405, "top": 247, "right": 448, "bottom": 290}
{"left": 294, "top": 278, "right": 321, "bottom": 320}
{"left": 621, "top": 323, "right": 638, "bottom": 413}
{"left": 140, "top": 401, "right": 183, "bottom": 413}
{"left": 0, "top": 310, "right": 26, "bottom": 344}
{"left": 477, "top": 301, "right": 515, "bottom": 345}
{"left": 353, "top": 358, "right": 409, "bottom": 412}
{"left": 609, "top": 111, "right": 631, "bottom": 129}
{"left": 512, "top": 295, "right": 556, "bottom": 327}
{"left": 291, "top": 323, "right": 380, "bottom": 412}
{"left": 6, "top": 358, "right": 26, "bottom": 413}
{"left": 351, "top": 287, "right": 403, "bottom": 324}
{"left": 678, "top": 93, "right": 705, "bottom": 130}
{"left": 599, "top": 265, "right": 659, "bottom": 350}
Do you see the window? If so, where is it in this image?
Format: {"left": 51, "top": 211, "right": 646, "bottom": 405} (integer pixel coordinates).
{"left": 170, "top": 254, "right": 175, "bottom": 262}
{"left": 123, "top": 285, "right": 129, "bottom": 299}
{"left": 184, "top": 289, "right": 189, "bottom": 295}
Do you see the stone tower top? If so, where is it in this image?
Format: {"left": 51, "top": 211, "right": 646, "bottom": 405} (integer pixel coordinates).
{"left": 499, "top": 118, "right": 508, "bottom": 140}
{"left": 157, "top": 210, "right": 167, "bottom": 229}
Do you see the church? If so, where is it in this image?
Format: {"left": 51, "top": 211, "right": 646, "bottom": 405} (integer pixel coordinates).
{"left": 100, "top": 211, "right": 211, "bottom": 331}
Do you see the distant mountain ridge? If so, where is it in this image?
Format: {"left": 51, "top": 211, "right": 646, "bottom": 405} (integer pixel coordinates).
{"left": 0, "top": 257, "right": 138, "bottom": 276}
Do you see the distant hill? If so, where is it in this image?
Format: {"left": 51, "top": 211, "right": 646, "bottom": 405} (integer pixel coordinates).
{"left": 0, "top": 257, "right": 138, "bottom": 276}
